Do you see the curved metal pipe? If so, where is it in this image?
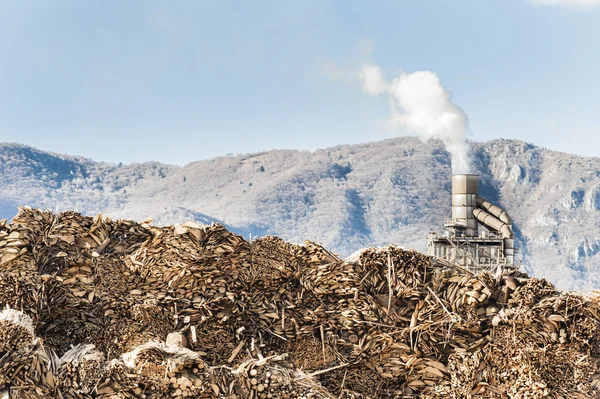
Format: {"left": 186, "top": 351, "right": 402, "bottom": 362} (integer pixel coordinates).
{"left": 476, "top": 196, "right": 512, "bottom": 224}
{"left": 472, "top": 208, "right": 514, "bottom": 239}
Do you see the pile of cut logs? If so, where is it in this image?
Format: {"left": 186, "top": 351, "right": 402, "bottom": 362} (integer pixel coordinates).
{"left": 0, "top": 207, "right": 599, "bottom": 398}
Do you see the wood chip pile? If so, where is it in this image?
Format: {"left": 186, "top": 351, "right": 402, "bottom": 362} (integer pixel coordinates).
{"left": 0, "top": 207, "right": 599, "bottom": 398}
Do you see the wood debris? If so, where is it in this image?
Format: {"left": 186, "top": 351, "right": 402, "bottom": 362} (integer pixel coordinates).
{"left": 0, "top": 207, "right": 598, "bottom": 398}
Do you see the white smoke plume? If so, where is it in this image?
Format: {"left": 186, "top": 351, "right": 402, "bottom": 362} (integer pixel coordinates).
{"left": 358, "top": 64, "right": 471, "bottom": 174}
{"left": 359, "top": 65, "right": 388, "bottom": 95}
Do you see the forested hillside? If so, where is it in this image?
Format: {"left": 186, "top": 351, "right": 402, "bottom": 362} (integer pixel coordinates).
{"left": 1, "top": 138, "right": 599, "bottom": 290}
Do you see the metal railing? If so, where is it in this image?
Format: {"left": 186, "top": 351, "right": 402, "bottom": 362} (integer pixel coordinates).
{"left": 433, "top": 235, "right": 512, "bottom": 273}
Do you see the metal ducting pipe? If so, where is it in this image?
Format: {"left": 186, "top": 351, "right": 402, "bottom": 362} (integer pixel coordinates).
{"left": 472, "top": 208, "right": 514, "bottom": 239}
{"left": 476, "top": 196, "right": 512, "bottom": 224}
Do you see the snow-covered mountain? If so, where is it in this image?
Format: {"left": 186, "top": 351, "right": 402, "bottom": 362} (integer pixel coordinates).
{"left": 1, "top": 137, "right": 599, "bottom": 290}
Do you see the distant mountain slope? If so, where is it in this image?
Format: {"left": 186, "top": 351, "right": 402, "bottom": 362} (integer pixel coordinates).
{"left": 1, "top": 138, "right": 599, "bottom": 290}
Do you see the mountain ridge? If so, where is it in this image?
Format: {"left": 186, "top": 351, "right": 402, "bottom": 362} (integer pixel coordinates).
{"left": 1, "top": 137, "right": 599, "bottom": 290}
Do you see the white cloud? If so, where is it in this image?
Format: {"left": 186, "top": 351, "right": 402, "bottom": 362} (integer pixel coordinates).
{"left": 531, "top": 0, "right": 600, "bottom": 7}
{"left": 320, "top": 39, "right": 376, "bottom": 82}
{"left": 321, "top": 61, "right": 350, "bottom": 81}
{"left": 356, "top": 38, "right": 375, "bottom": 59}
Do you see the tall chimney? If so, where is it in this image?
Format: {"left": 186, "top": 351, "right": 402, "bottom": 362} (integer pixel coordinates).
{"left": 451, "top": 174, "right": 479, "bottom": 237}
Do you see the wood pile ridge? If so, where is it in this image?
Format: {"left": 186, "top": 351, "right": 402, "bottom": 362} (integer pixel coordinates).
{"left": 0, "top": 207, "right": 599, "bottom": 399}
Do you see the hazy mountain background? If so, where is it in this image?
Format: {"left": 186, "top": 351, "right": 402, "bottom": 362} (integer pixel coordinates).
{"left": 1, "top": 137, "right": 599, "bottom": 291}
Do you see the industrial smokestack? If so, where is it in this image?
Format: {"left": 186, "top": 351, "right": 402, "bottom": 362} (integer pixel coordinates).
{"left": 451, "top": 174, "right": 515, "bottom": 266}
{"left": 451, "top": 174, "right": 479, "bottom": 237}
{"left": 430, "top": 173, "right": 516, "bottom": 269}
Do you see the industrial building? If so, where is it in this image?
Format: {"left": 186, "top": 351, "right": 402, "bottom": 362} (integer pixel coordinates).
{"left": 427, "top": 174, "right": 516, "bottom": 272}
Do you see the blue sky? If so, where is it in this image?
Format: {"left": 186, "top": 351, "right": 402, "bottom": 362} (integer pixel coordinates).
{"left": 0, "top": 0, "right": 598, "bottom": 165}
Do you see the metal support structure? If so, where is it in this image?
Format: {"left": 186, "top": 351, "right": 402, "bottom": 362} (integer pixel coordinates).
{"left": 428, "top": 173, "right": 517, "bottom": 273}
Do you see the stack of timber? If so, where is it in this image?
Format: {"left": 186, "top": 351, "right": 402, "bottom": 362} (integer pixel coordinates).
{"left": 0, "top": 207, "right": 599, "bottom": 398}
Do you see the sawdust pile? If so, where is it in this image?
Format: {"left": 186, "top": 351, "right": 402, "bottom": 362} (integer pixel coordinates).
{"left": 0, "top": 207, "right": 599, "bottom": 398}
